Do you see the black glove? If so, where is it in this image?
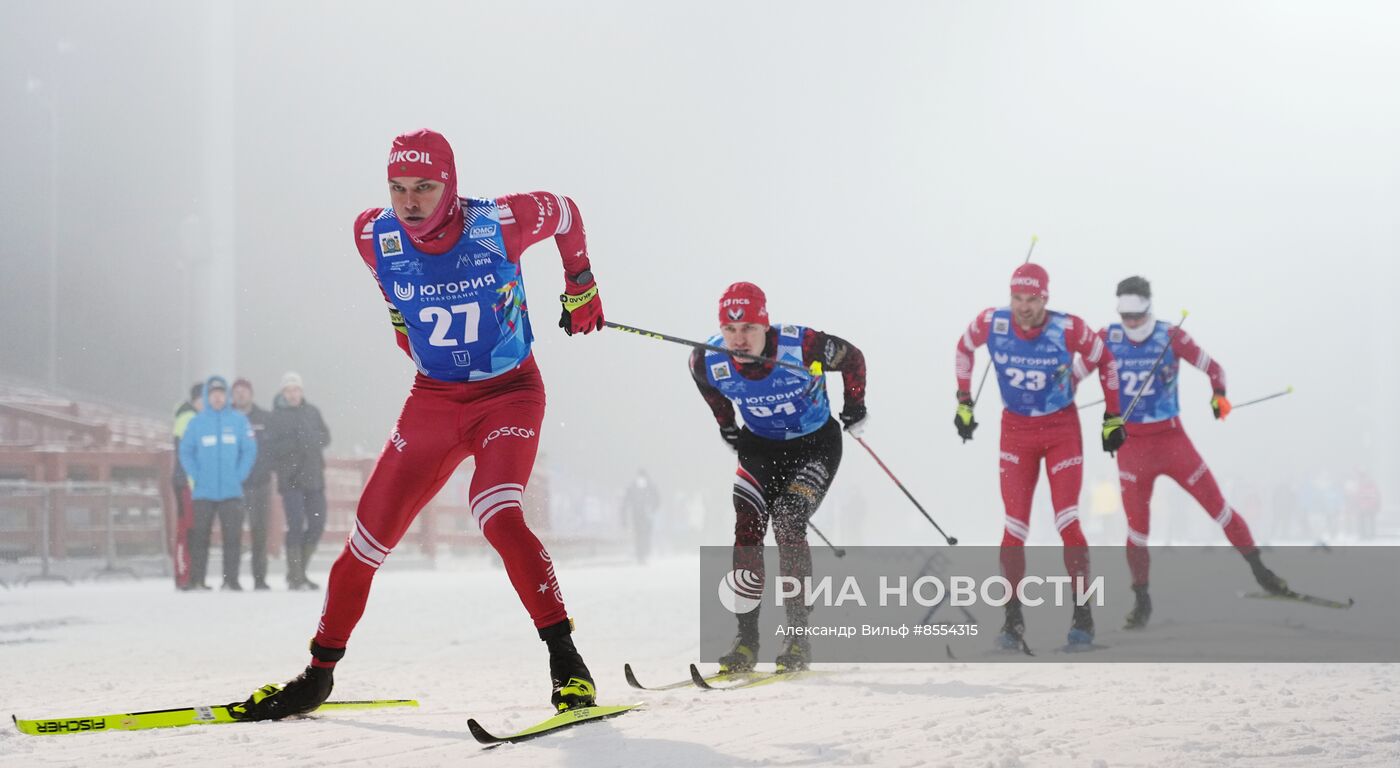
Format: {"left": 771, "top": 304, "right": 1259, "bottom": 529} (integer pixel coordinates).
{"left": 953, "top": 391, "right": 977, "bottom": 442}
{"left": 839, "top": 404, "right": 868, "bottom": 437}
{"left": 1102, "top": 412, "right": 1127, "bottom": 453}
{"left": 720, "top": 425, "right": 743, "bottom": 453}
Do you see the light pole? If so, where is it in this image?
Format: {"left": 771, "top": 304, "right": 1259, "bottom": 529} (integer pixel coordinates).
{"left": 47, "top": 94, "right": 57, "bottom": 390}
{"left": 26, "top": 38, "right": 72, "bottom": 391}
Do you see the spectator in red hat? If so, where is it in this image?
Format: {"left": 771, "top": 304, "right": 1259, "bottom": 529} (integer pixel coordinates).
{"left": 952, "top": 263, "right": 1124, "bottom": 650}
{"left": 690, "top": 281, "right": 868, "bottom": 674}
{"left": 170, "top": 381, "right": 204, "bottom": 590}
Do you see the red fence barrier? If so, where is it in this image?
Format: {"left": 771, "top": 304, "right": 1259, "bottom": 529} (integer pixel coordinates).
{"left": 0, "top": 450, "right": 618, "bottom": 582}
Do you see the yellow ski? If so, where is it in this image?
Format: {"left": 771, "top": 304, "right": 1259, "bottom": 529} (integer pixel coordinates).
{"left": 468, "top": 702, "right": 642, "bottom": 746}
{"left": 13, "top": 699, "right": 418, "bottom": 735}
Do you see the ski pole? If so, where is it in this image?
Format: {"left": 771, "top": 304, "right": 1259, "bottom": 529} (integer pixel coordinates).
{"left": 851, "top": 436, "right": 958, "bottom": 545}
{"left": 1082, "top": 386, "right": 1292, "bottom": 413}
{"left": 968, "top": 235, "right": 1040, "bottom": 409}
{"left": 1121, "top": 310, "right": 1189, "bottom": 423}
{"left": 807, "top": 520, "right": 846, "bottom": 558}
{"left": 604, "top": 321, "right": 817, "bottom": 374}
{"left": 1231, "top": 386, "right": 1293, "bottom": 411}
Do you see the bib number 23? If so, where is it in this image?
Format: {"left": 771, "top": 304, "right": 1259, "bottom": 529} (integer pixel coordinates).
{"left": 1005, "top": 367, "right": 1047, "bottom": 391}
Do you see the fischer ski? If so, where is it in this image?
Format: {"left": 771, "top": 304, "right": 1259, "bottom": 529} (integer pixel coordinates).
{"left": 1241, "top": 589, "right": 1354, "bottom": 610}
{"left": 467, "top": 702, "right": 642, "bottom": 746}
{"left": 13, "top": 699, "right": 418, "bottom": 736}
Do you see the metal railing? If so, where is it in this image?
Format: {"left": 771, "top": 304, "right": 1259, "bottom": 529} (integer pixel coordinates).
{"left": 0, "top": 480, "right": 167, "bottom": 585}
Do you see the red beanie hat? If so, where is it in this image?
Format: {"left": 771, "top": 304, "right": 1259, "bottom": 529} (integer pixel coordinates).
{"left": 718, "top": 282, "right": 769, "bottom": 326}
{"left": 387, "top": 129, "right": 460, "bottom": 245}
{"left": 1010, "top": 263, "right": 1049, "bottom": 298}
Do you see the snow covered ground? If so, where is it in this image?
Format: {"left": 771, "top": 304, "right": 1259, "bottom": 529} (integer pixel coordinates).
{"left": 2, "top": 554, "right": 1397, "bottom": 767}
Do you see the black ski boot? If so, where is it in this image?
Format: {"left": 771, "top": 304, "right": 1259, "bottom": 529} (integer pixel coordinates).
{"left": 1123, "top": 584, "right": 1152, "bottom": 630}
{"left": 718, "top": 633, "right": 760, "bottom": 673}
{"left": 1245, "top": 550, "right": 1288, "bottom": 595}
{"left": 996, "top": 599, "right": 1026, "bottom": 651}
{"left": 1067, "top": 603, "right": 1095, "bottom": 647}
{"left": 229, "top": 642, "right": 341, "bottom": 721}
{"left": 542, "top": 619, "right": 595, "bottom": 712}
{"left": 774, "top": 636, "right": 811, "bottom": 672}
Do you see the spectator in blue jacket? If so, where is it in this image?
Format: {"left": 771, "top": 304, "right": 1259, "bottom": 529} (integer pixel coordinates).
{"left": 179, "top": 376, "right": 257, "bottom": 591}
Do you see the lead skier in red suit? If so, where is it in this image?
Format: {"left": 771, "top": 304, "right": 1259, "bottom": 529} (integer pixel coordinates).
{"left": 231, "top": 129, "right": 605, "bottom": 719}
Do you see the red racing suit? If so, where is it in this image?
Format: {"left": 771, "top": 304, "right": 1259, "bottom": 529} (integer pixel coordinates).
{"left": 955, "top": 309, "right": 1121, "bottom": 589}
{"left": 1081, "top": 327, "right": 1256, "bottom": 586}
{"left": 311, "top": 192, "right": 592, "bottom": 656}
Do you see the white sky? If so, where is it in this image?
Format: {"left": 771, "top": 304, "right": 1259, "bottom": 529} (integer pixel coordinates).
{"left": 2, "top": 1, "right": 1397, "bottom": 546}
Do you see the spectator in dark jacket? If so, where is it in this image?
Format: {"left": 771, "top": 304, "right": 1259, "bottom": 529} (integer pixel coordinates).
{"left": 232, "top": 378, "right": 275, "bottom": 591}
{"left": 178, "top": 376, "right": 256, "bottom": 590}
{"left": 622, "top": 469, "right": 661, "bottom": 564}
{"left": 269, "top": 372, "right": 331, "bottom": 590}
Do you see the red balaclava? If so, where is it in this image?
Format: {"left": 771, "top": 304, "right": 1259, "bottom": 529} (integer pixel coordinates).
{"left": 387, "top": 129, "right": 462, "bottom": 249}
{"left": 1010, "top": 263, "right": 1049, "bottom": 298}
{"left": 718, "top": 282, "right": 770, "bottom": 326}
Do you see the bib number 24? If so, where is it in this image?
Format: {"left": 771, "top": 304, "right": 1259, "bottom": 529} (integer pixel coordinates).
{"left": 748, "top": 402, "right": 797, "bottom": 418}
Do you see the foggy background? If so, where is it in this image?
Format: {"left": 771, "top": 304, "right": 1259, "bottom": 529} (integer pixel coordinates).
{"left": 2, "top": 1, "right": 1397, "bottom": 548}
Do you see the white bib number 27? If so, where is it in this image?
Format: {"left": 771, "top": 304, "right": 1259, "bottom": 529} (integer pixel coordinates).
{"left": 420, "top": 303, "right": 481, "bottom": 347}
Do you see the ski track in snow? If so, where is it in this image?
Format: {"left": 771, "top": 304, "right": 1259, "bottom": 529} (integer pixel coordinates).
{"left": 1, "top": 556, "right": 1396, "bottom": 767}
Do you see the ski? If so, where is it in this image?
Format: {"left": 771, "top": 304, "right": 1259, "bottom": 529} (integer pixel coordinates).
{"left": 623, "top": 663, "right": 742, "bottom": 691}
{"left": 688, "top": 663, "right": 776, "bottom": 690}
{"left": 467, "top": 702, "right": 642, "bottom": 746}
{"left": 1055, "top": 642, "right": 1111, "bottom": 654}
{"left": 13, "top": 699, "right": 418, "bottom": 736}
{"left": 989, "top": 634, "right": 1035, "bottom": 657}
{"left": 1241, "top": 589, "right": 1354, "bottom": 610}
{"left": 687, "top": 664, "right": 828, "bottom": 690}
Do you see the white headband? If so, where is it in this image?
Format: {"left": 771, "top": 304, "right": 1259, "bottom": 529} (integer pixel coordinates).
{"left": 1116, "top": 294, "right": 1151, "bottom": 314}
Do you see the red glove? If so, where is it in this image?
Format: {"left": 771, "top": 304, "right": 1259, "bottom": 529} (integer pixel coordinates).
{"left": 559, "top": 272, "right": 603, "bottom": 336}
{"left": 1211, "top": 392, "right": 1232, "bottom": 420}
